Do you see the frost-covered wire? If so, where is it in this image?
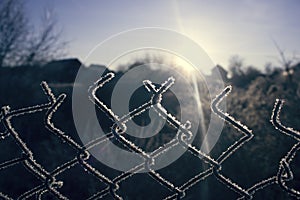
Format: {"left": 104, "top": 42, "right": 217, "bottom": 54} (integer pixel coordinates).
{"left": 0, "top": 83, "right": 67, "bottom": 199}
{"left": 238, "top": 99, "right": 300, "bottom": 199}
{"left": 272, "top": 99, "right": 300, "bottom": 198}
{"left": 0, "top": 75, "right": 299, "bottom": 200}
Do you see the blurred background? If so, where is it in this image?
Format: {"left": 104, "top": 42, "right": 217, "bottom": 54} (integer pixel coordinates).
{"left": 0, "top": 0, "right": 300, "bottom": 199}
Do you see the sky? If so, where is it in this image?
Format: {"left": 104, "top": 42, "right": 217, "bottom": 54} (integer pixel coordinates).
{"left": 26, "top": 0, "right": 300, "bottom": 71}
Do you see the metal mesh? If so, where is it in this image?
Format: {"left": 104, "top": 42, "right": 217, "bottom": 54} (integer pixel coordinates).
{"left": 0, "top": 73, "right": 299, "bottom": 199}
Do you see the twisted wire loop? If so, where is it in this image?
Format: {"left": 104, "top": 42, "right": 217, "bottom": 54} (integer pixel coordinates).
{"left": 87, "top": 73, "right": 186, "bottom": 199}
{"left": 165, "top": 86, "right": 254, "bottom": 200}
{"left": 237, "top": 99, "right": 300, "bottom": 200}
{"left": 0, "top": 82, "right": 67, "bottom": 200}
{"left": 272, "top": 99, "right": 300, "bottom": 198}
{"left": 88, "top": 74, "right": 255, "bottom": 200}
{"left": 0, "top": 72, "right": 299, "bottom": 200}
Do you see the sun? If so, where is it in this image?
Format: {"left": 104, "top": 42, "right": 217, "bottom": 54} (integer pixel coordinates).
{"left": 173, "top": 56, "right": 196, "bottom": 75}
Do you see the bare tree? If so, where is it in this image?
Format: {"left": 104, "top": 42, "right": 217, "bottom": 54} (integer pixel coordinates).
{"left": 0, "top": 0, "right": 66, "bottom": 67}
{"left": 272, "top": 38, "right": 298, "bottom": 78}
{"left": 0, "top": 0, "right": 27, "bottom": 66}
{"left": 23, "top": 9, "right": 67, "bottom": 66}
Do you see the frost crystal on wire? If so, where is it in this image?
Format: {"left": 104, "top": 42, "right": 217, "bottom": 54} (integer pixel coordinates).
{"left": 0, "top": 75, "right": 299, "bottom": 200}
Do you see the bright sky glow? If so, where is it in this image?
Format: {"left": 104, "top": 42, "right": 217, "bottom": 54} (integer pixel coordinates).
{"left": 26, "top": 0, "right": 300, "bottom": 70}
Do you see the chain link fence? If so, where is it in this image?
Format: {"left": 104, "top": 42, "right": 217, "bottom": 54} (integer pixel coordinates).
{"left": 0, "top": 73, "right": 299, "bottom": 199}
